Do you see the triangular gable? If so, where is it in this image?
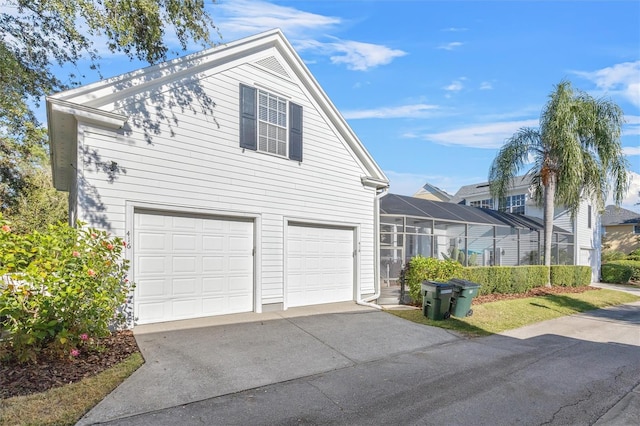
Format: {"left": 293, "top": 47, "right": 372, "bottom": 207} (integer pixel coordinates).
{"left": 47, "top": 29, "right": 389, "bottom": 191}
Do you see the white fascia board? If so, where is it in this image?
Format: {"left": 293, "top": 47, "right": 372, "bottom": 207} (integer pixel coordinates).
{"left": 50, "top": 30, "right": 284, "bottom": 109}
{"left": 361, "top": 176, "right": 390, "bottom": 189}
{"left": 48, "top": 98, "right": 128, "bottom": 128}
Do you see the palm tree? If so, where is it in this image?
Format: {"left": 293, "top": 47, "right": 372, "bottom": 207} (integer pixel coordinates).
{"left": 489, "top": 80, "right": 629, "bottom": 285}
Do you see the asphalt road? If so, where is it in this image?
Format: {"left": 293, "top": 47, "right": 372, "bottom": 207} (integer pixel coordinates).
{"left": 94, "top": 301, "right": 640, "bottom": 426}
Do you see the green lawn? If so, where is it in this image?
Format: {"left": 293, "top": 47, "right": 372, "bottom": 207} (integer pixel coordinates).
{"left": 388, "top": 289, "right": 639, "bottom": 337}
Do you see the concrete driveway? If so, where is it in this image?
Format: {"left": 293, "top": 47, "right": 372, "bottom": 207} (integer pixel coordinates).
{"left": 78, "top": 302, "right": 460, "bottom": 425}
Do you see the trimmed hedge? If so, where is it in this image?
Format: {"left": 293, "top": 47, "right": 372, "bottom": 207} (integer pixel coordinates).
{"left": 605, "top": 260, "right": 640, "bottom": 282}
{"left": 454, "top": 266, "right": 548, "bottom": 296}
{"left": 550, "top": 265, "right": 592, "bottom": 287}
{"left": 601, "top": 263, "right": 633, "bottom": 284}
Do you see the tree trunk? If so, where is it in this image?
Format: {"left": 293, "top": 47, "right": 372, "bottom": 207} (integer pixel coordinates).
{"left": 543, "top": 175, "right": 556, "bottom": 287}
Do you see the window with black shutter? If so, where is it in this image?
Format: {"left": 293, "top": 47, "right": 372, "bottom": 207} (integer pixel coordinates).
{"left": 239, "top": 84, "right": 302, "bottom": 161}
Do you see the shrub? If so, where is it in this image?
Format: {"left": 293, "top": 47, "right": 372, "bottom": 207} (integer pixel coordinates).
{"left": 606, "top": 260, "right": 640, "bottom": 282}
{"left": 626, "top": 249, "right": 640, "bottom": 262}
{"left": 0, "top": 215, "right": 133, "bottom": 363}
{"left": 601, "top": 250, "right": 626, "bottom": 263}
{"left": 404, "top": 256, "right": 462, "bottom": 304}
{"left": 456, "top": 266, "right": 548, "bottom": 296}
{"left": 628, "top": 248, "right": 640, "bottom": 257}
{"left": 600, "top": 263, "right": 633, "bottom": 284}
{"left": 550, "top": 266, "right": 592, "bottom": 287}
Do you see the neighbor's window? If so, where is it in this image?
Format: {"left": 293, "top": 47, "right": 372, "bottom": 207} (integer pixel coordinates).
{"left": 634, "top": 224, "right": 640, "bottom": 235}
{"left": 588, "top": 205, "right": 592, "bottom": 229}
{"left": 470, "top": 199, "right": 493, "bottom": 209}
{"left": 258, "top": 90, "right": 288, "bottom": 156}
{"left": 500, "top": 194, "right": 525, "bottom": 214}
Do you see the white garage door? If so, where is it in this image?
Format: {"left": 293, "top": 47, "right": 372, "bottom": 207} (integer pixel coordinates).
{"left": 287, "top": 224, "right": 354, "bottom": 308}
{"left": 134, "top": 211, "right": 254, "bottom": 324}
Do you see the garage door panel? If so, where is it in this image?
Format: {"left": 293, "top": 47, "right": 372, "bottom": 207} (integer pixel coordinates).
{"left": 173, "top": 216, "right": 197, "bottom": 229}
{"left": 138, "top": 256, "right": 168, "bottom": 274}
{"left": 203, "top": 235, "right": 224, "bottom": 251}
{"left": 135, "top": 212, "right": 254, "bottom": 324}
{"left": 287, "top": 225, "right": 354, "bottom": 308}
{"left": 136, "top": 278, "right": 167, "bottom": 298}
{"left": 173, "top": 234, "right": 197, "bottom": 250}
{"left": 171, "top": 278, "right": 197, "bottom": 296}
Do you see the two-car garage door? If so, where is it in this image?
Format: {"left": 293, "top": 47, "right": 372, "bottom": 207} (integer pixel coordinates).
{"left": 133, "top": 212, "right": 355, "bottom": 324}
{"left": 134, "top": 212, "right": 254, "bottom": 324}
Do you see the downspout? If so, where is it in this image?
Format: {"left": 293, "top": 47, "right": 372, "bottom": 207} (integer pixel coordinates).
{"left": 356, "top": 184, "right": 389, "bottom": 310}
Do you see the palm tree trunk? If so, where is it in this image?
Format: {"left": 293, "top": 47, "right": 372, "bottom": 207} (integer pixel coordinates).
{"left": 543, "top": 175, "right": 556, "bottom": 287}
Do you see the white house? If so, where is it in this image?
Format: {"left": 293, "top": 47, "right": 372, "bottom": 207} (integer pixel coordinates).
{"left": 47, "top": 30, "right": 389, "bottom": 325}
{"left": 449, "top": 176, "right": 600, "bottom": 281}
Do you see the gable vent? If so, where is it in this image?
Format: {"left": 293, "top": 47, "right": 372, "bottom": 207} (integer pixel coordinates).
{"left": 255, "top": 56, "right": 290, "bottom": 78}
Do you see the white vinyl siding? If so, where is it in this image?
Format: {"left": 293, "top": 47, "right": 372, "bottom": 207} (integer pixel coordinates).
{"left": 73, "top": 54, "right": 377, "bottom": 309}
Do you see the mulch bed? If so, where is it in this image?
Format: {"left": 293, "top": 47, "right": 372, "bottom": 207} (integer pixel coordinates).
{"left": 472, "top": 285, "right": 598, "bottom": 304}
{"left": 0, "top": 330, "right": 140, "bottom": 399}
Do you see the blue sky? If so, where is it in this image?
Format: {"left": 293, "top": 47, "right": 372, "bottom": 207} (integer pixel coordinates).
{"left": 39, "top": 0, "right": 640, "bottom": 210}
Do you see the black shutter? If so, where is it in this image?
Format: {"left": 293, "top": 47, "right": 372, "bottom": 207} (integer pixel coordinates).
{"left": 289, "top": 102, "right": 303, "bottom": 161}
{"left": 239, "top": 84, "right": 257, "bottom": 150}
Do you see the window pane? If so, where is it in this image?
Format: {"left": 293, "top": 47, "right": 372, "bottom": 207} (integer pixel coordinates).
{"left": 519, "top": 229, "right": 539, "bottom": 265}
{"left": 468, "top": 225, "right": 495, "bottom": 266}
{"left": 405, "top": 235, "right": 433, "bottom": 263}
{"left": 381, "top": 233, "right": 403, "bottom": 247}
{"left": 380, "top": 248, "right": 403, "bottom": 281}
{"left": 257, "top": 90, "right": 288, "bottom": 157}
{"left": 406, "top": 217, "right": 432, "bottom": 234}
{"left": 381, "top": 216, "right": 404, "bottom": 232}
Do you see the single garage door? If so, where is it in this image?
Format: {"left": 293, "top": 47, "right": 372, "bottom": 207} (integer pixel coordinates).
{"left": 134, "top": 211, "right": 254, "bottom": 324}
{"left": 287, "top": 224, "right": 354, "bottom": 307}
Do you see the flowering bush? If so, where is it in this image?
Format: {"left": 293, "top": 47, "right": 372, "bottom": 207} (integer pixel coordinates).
{"left": 0, "top": 214, "right": 133, "bottom": 363}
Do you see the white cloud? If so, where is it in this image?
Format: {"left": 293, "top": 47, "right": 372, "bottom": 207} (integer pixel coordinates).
{"left": 606, "top": 171, "right": 640, "bottom": 211}
{"left": 442, "top": 27, "right": 468, "bottom": 32}
{"left": 623, "top": 146, "right": 640, "bottom": 156}
{"left": 443, "top": 80, "right": 464, "bottom": 92}
{"left": 573, "top": 61, "right": 640, "bottom": 107}
{"left": 479, "top": 81, "right": 493, "bottom": 90}
{"left": 437, "top": 42, "right": 463, "bottom": 50}
{"left": 424, "top": 119, "right": 539, "bottom": 149}
{"left": 624, "top": 115, "right": 640, "bottom": 136}
{"left": 325, "top": 40, "right": 407, "bottom": 71}
{"left": 215, "top": 0, "right": 405, "bottom": 71}
{"left": 216, "top": 0, "right": 340, "bottom": 38}
{"left": 343, "top": 103, "right": 439, "bottom": 119}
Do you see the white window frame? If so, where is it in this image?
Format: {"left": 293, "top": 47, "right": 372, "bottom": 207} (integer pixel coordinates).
{"left": 505, "top": 194, "right": 525, "bottom": 214}
{"left": 470, "top": 199, "right": 493, "bottom": 209}
{"left": 258, "top": 89, "right": 288, "bottom": 157}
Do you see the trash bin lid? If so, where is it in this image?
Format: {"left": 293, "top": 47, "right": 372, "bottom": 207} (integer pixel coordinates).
{"left": 421, "top": 280, "right": 455, "bottom": 290}
{"left": 448, "top": 278, "right": 481, "bottom": 289}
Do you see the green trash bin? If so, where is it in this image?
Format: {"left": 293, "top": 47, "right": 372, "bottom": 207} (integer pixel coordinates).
{"left": 421, "top": 281, "right": 454, "bottom": 320}
{"left": 448, "top": 278, "right": 481, "bottom": 317}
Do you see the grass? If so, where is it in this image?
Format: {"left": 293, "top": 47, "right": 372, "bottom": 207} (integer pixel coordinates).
{"left": 388, "top": 289, "right": 640, "bottom": 338}
{"left": 0, "top": 353, "right": 144, "bottom": 426}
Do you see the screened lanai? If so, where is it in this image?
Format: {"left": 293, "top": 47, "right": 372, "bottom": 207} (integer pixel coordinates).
{"left": 379, "top": 194, "right": 575, "bottom": 288}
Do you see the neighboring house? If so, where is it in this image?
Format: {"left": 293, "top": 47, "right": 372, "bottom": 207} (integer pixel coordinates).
{"left": 601, "top": 205, "right": 640, "bottom": 254}
{"left": 47, "top": 30, "right": 389, "bottom": 325}
{"left": 412, "top": 182, "right": 452, "bottom": 202}
{"left": 447, "top": 175, "right": 600, "bottom": 282}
